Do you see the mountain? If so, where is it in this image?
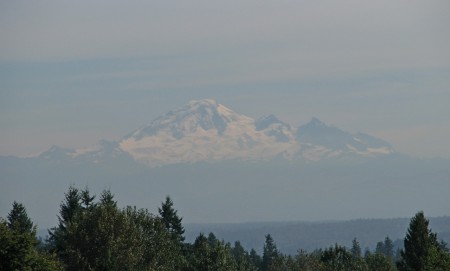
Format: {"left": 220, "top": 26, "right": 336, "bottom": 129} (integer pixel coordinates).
{"left": 114, "top": 99, "right": 393, "bottom": 166}
{"left": 38, "top": 145, "right": 74, "bottom": 161}
{"left": 6, "top": 98, "right": 446, "bottom": 231}
{"left": 255, "top": 114, "right": 293, "bottom": 143}
{"left": 0, "top": 98, "right": 399, "bottom": 174}
{"left": 295, "top": 117, "right": 394, "bottom": 161}
{"left": 17, "top": 99, "right": 394, "bottom": 167}
{"left": 120, "top": 99, "right": 298, "bottom": 165}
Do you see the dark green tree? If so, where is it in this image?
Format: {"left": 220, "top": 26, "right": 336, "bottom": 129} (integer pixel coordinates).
{"left": 351, "top": 238, "right": 362, "bottom": 258}
{"left": 232, "top": 241, "right": 258, "bottom": 271}
{"left": 189, "top": 232, "right": 238, "bottom": 271}
{"left": 262, "top": 234, "right": 279, "bottom": 271}
{"left": 48, "top": 186, "right": 84, "bottom": 270}
{"left": 158, "top": 196, "right": 186, "bottom": 270}
{"left": 207, "top": 232, "right": 218, "bottom": 246}
{"left": 397, "top": 211, "right": 442, "bottom": 271}
{"left": 58, "top": 186, "right": 82, "bottom": 228}
{"left": 7, "top": 201, "right": 35, "bottom": 234}
{"left": 365, "top": 253, "right": 396, "bottom": 271}
{"left": 376, "top": 241, "right": 385, "bottom": 254}
{"left": 210, "top": 240, "right": 237, "bottom": 270}
{"left": 191, "top": 233, "right": 213, "bottom": 271}
{"left": 80, "top": 187, "right": 96, "bottom": 209}
{"left": 122, "top": 206, "right": 180, "bottom": 271}
{"left": 321, "top": 244, "right": 368, "bottom": 271}
{"left": 1, "top": 204, "right": 62, "bottom": 271}
{"left": 249, "top": 248, "right": 262, "bottom": 270}
{"left": 48, "top": 187, "right": 179, "bottom": 271}
{"left": 159, "top": 196, "right": 185, "bottom": 242}
{"left": 424, "top": 244, "right": 450, "bottom": 271}
{"left": 293, "top": 249, "right": 325, "bottom": 271}
{"left": 384, "top": 236, "right": 394, "bottom": 259}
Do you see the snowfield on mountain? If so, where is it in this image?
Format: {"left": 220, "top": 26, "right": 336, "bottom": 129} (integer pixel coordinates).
{"left": 43, "top": 99, "right": 394, "bottom": 166}
{"left": 120, "top": 99, "right": 393, "bottom": 165}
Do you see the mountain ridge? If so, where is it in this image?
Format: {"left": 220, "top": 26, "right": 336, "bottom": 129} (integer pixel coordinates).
{"left": 22, "top": 99, "right": 395, "bottom": 166}
{"left": 120, "top": 99, "right": 394, "bottom": 165}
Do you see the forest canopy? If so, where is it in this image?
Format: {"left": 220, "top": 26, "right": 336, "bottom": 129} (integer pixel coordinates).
{"left": 1, "top": 186, "right": 449, "bottom": 271}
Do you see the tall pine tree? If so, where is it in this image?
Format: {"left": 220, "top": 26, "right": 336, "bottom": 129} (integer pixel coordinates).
{"left": 7, "top": 201, "right": 35, "bottom": 234}
{"left": 384, "top": 236, "right": 394, "bottom": 259}
{"left": 397, "top": 211, "right": 442, "bottom": 271}
{"left": 1, "top": 202, "right": 62, "bottom": 270}
{"left": 262, "top": 234, "right": 279, "bottom": 271}
{"left": 351, "top": 238, "right": 362, "bottom": 258}
{"left": 158, "top": 196, "right": 185, "bottom": 242}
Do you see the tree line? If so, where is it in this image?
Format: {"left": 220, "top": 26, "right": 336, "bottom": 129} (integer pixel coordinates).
{"left": 1, "top": 186, "right": 449, "bottom": 271}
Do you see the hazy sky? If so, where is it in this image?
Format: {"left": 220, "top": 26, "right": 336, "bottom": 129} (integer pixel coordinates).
{"left": 1, "top": 0, "right": 450, "bottom": 158}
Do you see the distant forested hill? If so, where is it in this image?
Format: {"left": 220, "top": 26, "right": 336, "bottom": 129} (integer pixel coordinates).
{"left": 185, "top": 217, "right": 450, "bottom": 255}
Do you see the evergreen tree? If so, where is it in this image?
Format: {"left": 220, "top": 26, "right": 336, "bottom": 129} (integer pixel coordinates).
{"left": 207, "top": 232, "right": 218, "bottom": 247}
{"left": 189, "top": 233, "right": 242, "bottom": 271}
{"left": 351, "top": 238, "right": 362, "bottom": 258}
{"left": 99, "top": 189, "right": 116, "bottom": 207}
{"left": 374, "top": 236, "right": 395, "bottom": 259}
{"left": 48, "top": 187, "right": 179, "bottom": 271}
{"left": 397, "top": 211, "right": 441, "bottom": 271}
{"left": 262, "top": 234, "right": 279, "bottom": 271}
{"left": 47, "top": 186, "right": 83, "bottom": 270}
{"left": 7, "top": 201, "right": 35, "bottom": 234}
{"left": 321, "top": 244, "right": 368, "bottom": 271}
{"left": 122, "top": 206, "right": 180, "bottom": 271}
{"left": 210, "top": 240, "right": 237, "bottom": 271}
{"left": 58, "top": 186, "right": 82, "bottom": 228}
{"left": 159, "top": 196, "right": 185, "bottom": 242}
{"left": 384, "top": 236, "right": 394, "bottom": 259}
{"left": 364, "top": 248, "right": 371, "bottom": 258}
{"left": 191, "top": 233, "right": 213, "bottom": 271}
{"left": 1, "top": 204, "right": 62, "bottom": 271}
{"left": 376, "top": 241, "right": 385, "bottom": 255}
{"left": 232, "top": 241, "right": 257, "bottom": 271}
{"left": 232, "top": 241, "right": 246, "bottom": 261}
{"left": 365, "top": 253, "right": 396, "bottom": 271}
{"left": 80, "top": 187, "right": 96, "bottom": 209}
{"left": 157, "top": 196, "right": 187, "bottom": 269}
{"left": 424, "top": 244, "right": 450, "bottom": 271}
{"left": 294, "top": 249, "right": 326, "bottom": 271}
{"left": 249, "top": 248, "right": 262, "bottom": 270}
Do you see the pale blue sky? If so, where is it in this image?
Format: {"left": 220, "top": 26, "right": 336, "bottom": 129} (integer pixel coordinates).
{"left": 1, "top": 0, "right": 450, "bottom": 158}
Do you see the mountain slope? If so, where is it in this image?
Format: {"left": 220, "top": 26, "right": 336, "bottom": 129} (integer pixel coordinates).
{"left": 21, "top": 99, "right": 395, "bottom": 167}
{"left": 295, "top": 118, "right": 394, "bottom": 161}
{"left": 119, "top": 99, "right": 297, "bottom": 166}
{"left": 118, "top": 99, "right": 393, "bottom": 166}
{"left": 255, "top": 115, "right": 293, "bottom": 143}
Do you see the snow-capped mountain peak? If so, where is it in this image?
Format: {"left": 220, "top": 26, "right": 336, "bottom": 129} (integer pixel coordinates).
{"left": 255, "top": 115, "right": 288, "bottom": 131}
{"left": 255, "top": 115, "right": 293, "bottom": 143}
{"left": 38, "top": 145, "right": 74, "bottom": 160}
{"left": 37, "top": 100, "right": 394, "bottom": 167}
{"left": 307, "top": 117, "right": 326, "bottom": 127}
{"left": 126, "top": 99, "right": 251, "bottom": 141}
{"left": 120, "top": 99, "right": 274, "bottom": 165}
{"left": 296, "top": 118, "right": 354, "bottom": 147}
{"left": 295, "top": 118, "right": 394, "bottom": 158}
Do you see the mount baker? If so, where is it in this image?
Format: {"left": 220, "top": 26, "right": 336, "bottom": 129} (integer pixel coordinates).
{"left": 40, "top": 99, "right": 394, "bottom": 166}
